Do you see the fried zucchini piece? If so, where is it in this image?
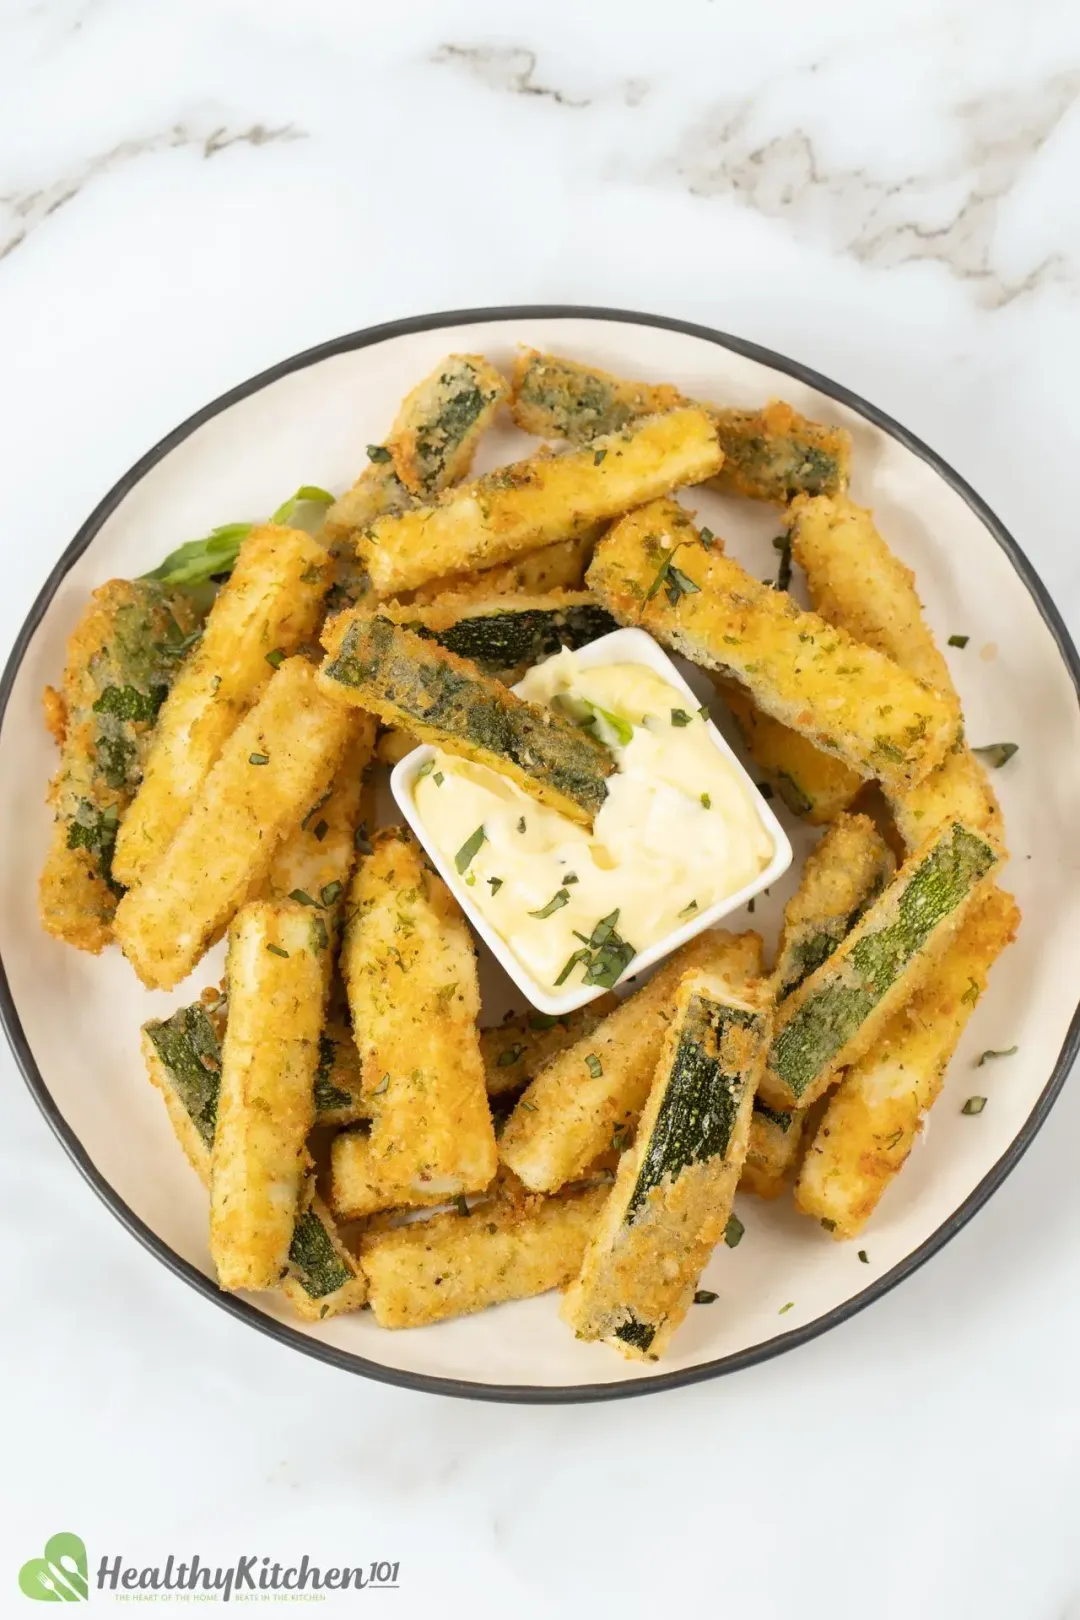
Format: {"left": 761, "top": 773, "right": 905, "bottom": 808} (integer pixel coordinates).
{"left": 209, "top": 901, "right": 325, "bottom": 1291}
{"left": 259, "top": 718, "right": 376, "bottom": 910}
{"left": 313, "top": 1020, "right": 367, "bottom": 1126}
{"left": 740, "top": 1101, "right": 807, "bottom": 1199}
{"left": 115, "top": 658, "right": 355, "bottom": 990}
{"left": 511, "top": 349, "right": 850, "bottom": 503}
{"left": 359, "top": 407, "right": 722, "bottom": 597}
{"left": 404, "top": 533, "right": 597, "bottom": 605}
{"left": 361, "top": 1183, "right": 608, "bottom": 1329}
{"left": 772, "top": 813, "right": 895, "bottom": 1001}
{"left": 759, "top": 820, "right": 1002, "bottom": 1111}
{"left": 39, "top": 579, "right": 204, "bottom": 951}
{"left": 587, "top": 500, "right": 960, "bottom": 793}
{"left": 385, "top": 354, "right": 508, "bottom": 496}
{"left": 562, "top": 967, "right": 772, "bottom": 1360}
{"left": 890, "top": 747, "right": 1005, "bottom": 853}
{"left": 499, "top": 930, "right": 763, "bottom": 1193}
{"left": 141, "top": 1003, "right": 366, "bottom": 1315}
{"left": 796, "top": 885, "right": 1020, "bottom": 1236}
{"left": 114, "top": 525, "right": 331, "bottom": 888}
{"left": 380, "top": 591, "right": 618, "bottom": 683}
{"left": 718, "top": 679, "right": 863, "bottom": 825}
{"left": 319, "top": 614, "right": 614, "bottom": 825}
{"left": 342, "top": 826, "right": 498, "bottom": 1206}
{"left": 481, "top": 996, "right": 619, "bottom": 1098}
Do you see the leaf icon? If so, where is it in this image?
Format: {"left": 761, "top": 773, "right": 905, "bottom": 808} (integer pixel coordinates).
{"left": 18, "top": 1534, "right": 87, "bottom": 1602}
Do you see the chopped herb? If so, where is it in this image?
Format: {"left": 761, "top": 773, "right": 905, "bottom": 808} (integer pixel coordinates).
{"left": 517, "top": 817, "right": 527, "bottom": 834}
{"left": 699, "top": 526, "right": 715, "bottom": 550}
{"left": 454, "top": 1194, "right": 469, "bottom": 1217}
{"left": 373, "top": 1073, "right": 390, "bottom": 1095}
{"left": 555, "top": 947, "right": 591, "bottom": 986}
{"left": 593, "top": 449, "right": 607, "bottom": 465}
{"left": 416, "top": 759, "right": 435, "bottom": 779}
{"left": 529, "top": 1013, "right": 562, "bottom": 1030}
{"left": 779, "top": 1301, "right": 794, "bottom": 1314}
{"left": 312, "top": 915, "right": 329, "bottom": 952}
{"left": 948, "top": 634, "right": 969, "bottom": 649}
{"left": 530, "top": 888, "right": 570, "bottom": 919}
{"left": 698, "top": 705, "right": 710, "bottom": 721}
{"left": 265, "top": 648, "right": 285, "bottom": 669}
{"left": 555, "top": 693, "right": 633, "bottom": 747}
{"left": 270, "top": 485, "right": 334, "bottom": 525}
{"left": 455, "top": 825, "right": 486, "bottom": 874}
{"left": 564, "top": 872, "right": 579, "bottom": 884}
{"left": 289, "top": 889, "right": 319, "bottom": 908}
{"left": 433, "top": 771, "right": 444, "bottom": 786}
{"left": 724, "top": 1213, "right": 744, "bottom": 1248}
{"left": 367, "top": 444, "right": 393, "bottom": 463}
{"left": 266, "top": 943, "right": 289, "bottom": 958}
{"left": 643, "top": 544, "right": 701, "bottom": 609}
{"left": 611, "top": 1123, "right": 631, "bottom": 1152}
{"left": 977, "top": 1045, "right": 1018, "bottom": 1066}
{"left": 320, "top": 880, "right": 342, "bottom": 908}
{"left": 962, "top": 1096, "right": 987, "bottom": 1115}
{"left": 820, "top": 1217, "right": 837, "bottom": 1231}
{"left": 143, "top": 520, "right": 254, "bottom": 587}
{"left": 747, "top": 898, "right": 756, "bottom": 914}
{"left": 496, "top": 1045, "right": 525, "bottom": 1068}
{"left": 678, "top": 899, "right": 699, "bottom": 918}
{"left": 961, "top": 977, "right": 981, "bottom": 1006}
{"left": 772, "top": 534, "right": 793, "bottom": 591}
{"left": 585, "top": 1053, "right": 603, "bottom": 1079}
{"left": 488, "top": 876, "right": 503, "bottom": 894}
{"left": 248, "top": 752, "right": 269, "bottom": 765}
{"left": 519, "top": 1099, "right": 537, "bottom": 1112}
{"left": 973, "top": 742, "right": 1018, "bottom": 768}
{"left": 313, "top": 819, "right": 328, "bottom": 842}
{"left": 700, "top": 792, "right": 712, "bottom": 809}
{"left": 354, "top": 823, "right": 373, "bottom": 855}
{"left": 671, "top": 708, "right": 692, "bottom": 726}
{"left": 858, "top": 1249, "right": 869, "bottom": 1263}
{"left": 693, "top": 1289, "right": 719, "bottom": 1305}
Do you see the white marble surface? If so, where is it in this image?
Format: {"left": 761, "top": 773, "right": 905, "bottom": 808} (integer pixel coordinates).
{"left": 4, "top": 2, "right": 1080, "bottom": 1614}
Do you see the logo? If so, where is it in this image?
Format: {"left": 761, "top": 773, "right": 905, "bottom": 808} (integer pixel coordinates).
{"left": 19, "top": 1534, "right": 88, "bottom": 1602}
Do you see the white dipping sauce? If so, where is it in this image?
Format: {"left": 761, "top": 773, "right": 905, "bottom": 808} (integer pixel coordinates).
{"left": 413, "top": 649, "right": 774, "bottom": 992}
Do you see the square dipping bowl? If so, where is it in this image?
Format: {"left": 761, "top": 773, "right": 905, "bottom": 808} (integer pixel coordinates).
{"left": 390, "top": 626, "right": 793, "bottom": 1015}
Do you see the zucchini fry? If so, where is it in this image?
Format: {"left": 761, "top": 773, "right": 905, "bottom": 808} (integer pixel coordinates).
{"left": 361, "top": 1183, "right": 608, "bottom": 1329}
{"left": 342, "top": 826, "right": 498, "bottom": 1206}
{"left": 481, "top": 996, "right": 619, "bottom": 1098}
{"left": 359, "top": 406, "right": 722, "bottom": 597}
{"left": 500, "top": 930, "right": 763, "bottom": 1193}
{"left": 772, "top": 813, "right": 895, "bottom": 1001}
{"left": 719, "top": 679, "right": 863, "bottom": 825}
{"left": 209, "top": 901, "right": 325, "bottom": 1291}
{"left": 313, "top": 1020, "right": 367, "bottom": 1126}
{"left": 741, "top": 1102, "right": 806, "bottom": 1199}
{"left": 562, "top": 967, "right": 772, "bottom": 1360}
{"left": 259, "top": 718, "right": 376, "bottom": 910}
{"left": 759, "top": 820, "right": 1002, "bottom": 1111}
{"left": 405, "top": 533, "right": 597, "bottom": 606}
{"left": 115, "top": 658, "right": 355, "bottom": 990}
{"left": 587, "top": 500, "right": 960, "bottom": 793}
{"left": 319, "top": 614, "right": 614, "bottom": 825}
{"left": 380, "top": 591, "right": 618, "bottom": 683}
{"left": 796, "top": 885, "right": 1020, "bottom": 1236}
{"left": 141, "top": 1002, "right": 366, "bottom": 1315}
{"left": 511, "top": 348, "right": 850, "bottom": 503}
{"left": 788, "top": 493, "right": 1002, "bottom": 852}
{"left": 114, "top": 524, "right": 331, "bottom": 887}
{"left": 39, "top": 579, "right": 204, "bottom": 951}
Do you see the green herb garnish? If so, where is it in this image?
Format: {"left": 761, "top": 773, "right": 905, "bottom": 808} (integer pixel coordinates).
{"left": 585, "top": 1053, "right": 603, "bottom": 1079}
{"left": 779, "top": 1301, "right": 794, "bottom": 1314}
{"left": 678, "top": 899, "right": 699, "bottom": 918}
{"left": 143, "top": 521, "right": 253, "bottom": 587}
{"left": 858, "top": 1250, "right": 869, "bottom": 1263}
{"left": 973, "top": 742, "right": 1018, "bottom": 768}
{"left": 530, "top": 888, "right": 570, "bottom": 919}
{"left": 313, "top": 819, "right": 328, "bottom": 841}
{"left": 693, "top": 1289, "right": 718, "bottom": 1304}
{"left": 320, "top": 881, "right": 342, "bottom": 908}
{"left": 699, "top": 526, "right": 715, "bottom": 550}
{"left": 455, "top": 825, "right": 486, "bottom": 874}
{"left": 288, "top": 889, "right": 318, "bottom": 907}
{"left": 948, "top": 634, "right": 969, "bottom": 649}
{"left": 265, "top": 648, "right": 285, "bottom": 669}
{"left": 367, "top": 445, "right": 393, "bottom": 463}
{"left": 488, "top": 876, "right": 503, "bottom": 894}
{"left": 266, "top": 943, "right": 289, "bottom": 958}
{"left": 724, "top": 1213, "right": 744, "bottom": 1249}
{"left": 977, "top": 1045, "right": 1017, "bottom": 1066}
{"left": 496, "top": 1045, "right": 525, "bottom": 1068}
{"left": 962, "top": 1096, "right": 987, "bottom": 1115}
{"left": 700, "top": 792, "right": 712, "bottom": 809}
{"left": 671, "top": 708, "right": 692, "bottom": 727}
{"left": 270, "top": 485, "right": 334, "bottom": 525}
{"left": 249, "top": 752, "right": 269, "bottom": 766}
{"left": 593, "top": 449, "right": 607, "bottom": 465}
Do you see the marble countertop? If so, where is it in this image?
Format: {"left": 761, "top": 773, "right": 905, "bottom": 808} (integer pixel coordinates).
{"left": 5, "top": 3, "right": 1080, "bottom": 1615}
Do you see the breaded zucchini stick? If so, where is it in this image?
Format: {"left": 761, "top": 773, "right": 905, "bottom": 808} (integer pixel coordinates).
{"left": 361, "top": 1183, "right": 608, "bottom": 1329}
{"left": 741, "top": 1102, "right": 806, "bottom": 1199}
{"left": 209, "top": 901, "right": 325, "bottom": 1291}
{"left": 115, "top": 658, "right": 355, "bottom": 989}
{"left": 318, "top": 614, "right": 614, "bottom": 825}
{"left": 772, "top": 813, "right": 895, "bottom": 1000}
{"left": 499, "top": 930, "right": 763, "bottom": 1193}
{"left": 258, "top": 719, "right": 376, "bottom": 912}
{"left": 481, "top": 997, "right": 619, "bottom": 1098}
{"left": 796, "top": 885, "right": 1020, "bottom": 1236}
{"left": 380, "top": 591, "right": 618, "bottom": 683}
{"left": 141, "top": 1001, "right": 366, "bottom": 1315}
{"left": 341, "top": 827, "right": 498, "bottom": 1206}
{"left": 312, "top": 1020, "right": 367, "bottom": 1127}
{"left": 759, "top": 820, "right": 1002, "bottom": 1111}
{"left": 114, "top": 525, "right": 331, "bottom": 887}
{"left": 358, "top": 406, "right": 722, "bottom": 597}
{"left": 587, "top": 500, "right": 960, "bottom": 793}
{"left": 511, "top": 349, "right": 851, "bottom": 503}
{"left": 788, "top": 493, "right": 1002, "bottom": 852}
{"left": 719, "top": 680, "right": 863, "bottom": 825}
{"left": 405, "top": 533, "right": 597, "bottom": 606}
{"left": 562, "top": 967, "right": 772, "bottom": 1360}
{"left": 39, "top": 580, "right": 204, "bottom": 951}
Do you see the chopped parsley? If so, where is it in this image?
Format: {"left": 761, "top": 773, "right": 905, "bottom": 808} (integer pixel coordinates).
{"left": 700, "top": 792, "right": 712, "bottom": 809}
{"left": 321, "top": 881, "right": 342, "bottom": 907}
{"left": 670, "top": 708, "right": 692, "bottom": 727}
{"left": 455, "top": 824, "right": 486, "bottom": 874}
{"left": 962, "top": 1096, "right": 987, "bottom": 1115}
{"left": 367, "top": 444, "right": 393, "bottom": 463}
{"left": 265, "top": 648, "right": 285, "bottom": 669}
{"left": 313, "top": 819, "right": 328, "bottom": 842}
{"left": 585, "top": 1053, "right": 603, "bottom": 1079}
{"left": 248, "top": 752, "right": 269, "bottom": 766}
{"left": 416, "top": 759, "right": 435, "bottom": 779}
{"left": 488, "top": 876, "right": 503, "bottom": 894}
{"left": 496, "top": 1045, "right": 525, "bottom": 1068}
{"left": 779, "top": 1301, "right": 794, "bottom": 1314}
{"left": 517, "top": 817, "right": 527, "bottom": 834}
{"left": 678, "top": 899, "right": 699, "bottom": 918}
{"left": 530, "top": 888, "right": 570, "bottom": 919}
{"left": 433, "top": 771, "right": 444, "bottom": 786}
{"left": 723, "top": 1213, "right": 744, "bottom": 1249}
{"left": 977, "top": 1046, "right": 1017, "bottom": 1066}
{"left": 266, "top": 943, "right": 289, "bottom": 958}
{"left": 858, "top": 1250, "right": 869, "bottom": 1263}
{"left": 693, "top": 1289, "right": 718, "bottom": 1305}
{"left": 643, "top": 544, "right": 702, "bottom": 609}
{"left": 699, "top": 526, "right": 715, "bottom": 550}
{"left": 593, "top": 449, "right": 607, "bottom": 465}
{"left": 948, "top": 634, "right": 969, "bottom": 649}
{"left": 555, "top": 908, "right": 635, "bottom": 989}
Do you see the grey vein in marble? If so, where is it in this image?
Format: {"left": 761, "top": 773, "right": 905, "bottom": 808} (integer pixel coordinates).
{"left": 0, "top": 121, "right": 304, "bottom": 264}
{"left": 432, "top": 44, "right": 591, "bottom": 108}
{"left": 665, "top": 72, "right": 1080, "bottom": 309}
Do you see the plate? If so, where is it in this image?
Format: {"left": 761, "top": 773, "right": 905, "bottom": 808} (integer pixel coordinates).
{"left": 3, "top": 306, "right": 1078, "bottom": 1403}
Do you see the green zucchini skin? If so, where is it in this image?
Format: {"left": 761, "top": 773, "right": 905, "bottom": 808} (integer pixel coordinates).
{"left": 287, "top": 1208, "right": 353, "bottom": 1298}
{"left": 312, "top": 1030, "right": 367, "bottom": 1125}
{"left": 321, "top": 614, "right": 612, "bottom": 821}
{"left": 408, "top": 597, "right": 617, "bottom": 681}
{"left": 766, "top": 822, "right": 999, "bottom": 1105}
{"left": 407, "top": 363, "right": 505, "bottom": 496}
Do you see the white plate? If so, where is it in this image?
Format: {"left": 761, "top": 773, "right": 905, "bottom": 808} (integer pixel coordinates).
{"left": 391, "top": 625, "right": 793, "bottom": 1016}
{"left": 3, "top": 307, "right": 1078, "bottom": 1403}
